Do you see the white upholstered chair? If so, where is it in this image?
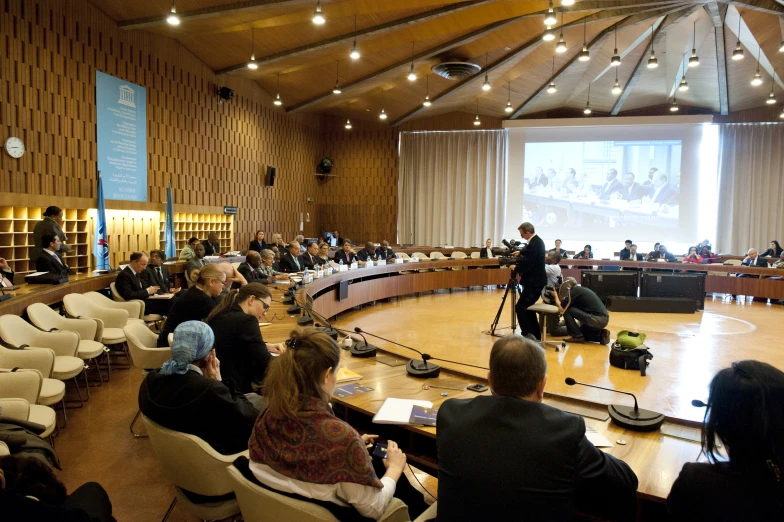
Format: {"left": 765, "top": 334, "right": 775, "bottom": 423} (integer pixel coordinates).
{"left": 109, "top": 283, "right": 164, "bottom": 327}
{"left": 63, "top": 293, "right": 131, "bottom": 366}
{"left": 0, "top": 373, "right": 57, "bottom": 440}
{"left": 123, "top": 323, "right": 171, "bottom": 438}
{"left": 0, "top": 347, "right": 66, "bottom": 425}
{"left": 88, "top": 290, "right": 146, "bottom": 325}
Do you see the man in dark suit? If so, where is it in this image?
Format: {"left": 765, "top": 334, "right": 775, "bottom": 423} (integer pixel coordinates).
{"left": 650, "top": 172, "right": 679, "bottom": 205}
{"left": 547, "top": 239, "right": 568, "bottom": 257}
{"left": 334, "top": 240, "right": 357, "bottom": 265}
{"left": 185, "top": 243, "right": 207, "bottom": 287}
{"left": 479, "top": 238, "right": 494, "bottom": 258}
{"left": 618, "top": 173, "right": 646, "bottom": 201}
{"left": 528, "top": 166, "right": 547, "bottom": 189}
{"left": 333, "top": 231, "right": 345, "bottom": 248}
{"left": 619, "top": 239, "right": 633, "bottom": 260}
{"left": 298, "top": 241, "right": 319, "bottom": 270}
{"left": 35, "top": 233, "right": 71, "bottom": 277}
{"left": 116, "top": 252, "right": 172, "bottom": 315}
{"left": 738, "top": 248, "right": 768, "bottom": 280}
{"left": 648, "top": 244, "right": 676, "bottom": 262}
{"left": 202, "top": 232, "right": 221, "bottom": 257}
{"left": 356, "top": 242, "right": 378, "bottom": 266}
{"left": 237, "top": 251, "right": 265, "bottom": 282}
{"left": 512, "top": 222, "right": 547, "bottom": 340}
{"left": 375, "top": 240, "right": 394, "bottom": 261}
{"left": 279, "top": 241, "right": 302, "bottom": 273}
{"left": 551, "top": 278, "right": 610, "bottom": 344}
{"left": 598, "top": 168, "right": 622, "bottom": 200}
{"left": 627, "top": 244, "right": 644, "bottom": 261}
{"left": 436, "top": 335, "right": 638, "bottom": 522}
{"left": 143, "top": 250, "right": 179, "bottom": 295}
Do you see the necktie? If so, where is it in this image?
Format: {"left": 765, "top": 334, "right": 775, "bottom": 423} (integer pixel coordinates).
{"left": 294, "top": 256, "right": 300, "bottom": 270}
{"left": 156, "top": 267, "right": 163, "bottom": 287}
{"left": 136, "top": 272, "right": 142, "bottom": 288}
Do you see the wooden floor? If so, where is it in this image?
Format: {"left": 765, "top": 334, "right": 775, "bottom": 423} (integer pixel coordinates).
{"left": 332, "top": 289, "right": 784, "bottom": 424}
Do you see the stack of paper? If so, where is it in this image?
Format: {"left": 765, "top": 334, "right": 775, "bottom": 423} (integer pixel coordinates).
{"left": 336, "top": 367, "right": 362, "bottom": 383}
{"left": 372, "top": 398, "right": 434, "bottom": 425}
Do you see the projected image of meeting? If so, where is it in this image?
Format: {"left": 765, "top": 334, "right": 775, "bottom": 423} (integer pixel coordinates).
{"left": 522, "top": 140, "right": 682, "bottom": 232}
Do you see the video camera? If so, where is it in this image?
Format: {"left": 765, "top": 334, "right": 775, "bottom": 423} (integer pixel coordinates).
{"left": 498, "top": 238, "right": 525, "bottom": 267}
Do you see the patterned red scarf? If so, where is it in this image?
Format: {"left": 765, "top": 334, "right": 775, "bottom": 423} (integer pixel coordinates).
{"left": 249, "top": 397, "right": 383, "bottom": 488}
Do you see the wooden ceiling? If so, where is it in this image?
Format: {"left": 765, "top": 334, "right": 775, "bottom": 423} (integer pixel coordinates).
{"left": 90, "top": 0, "right": 784, "bottom": 124}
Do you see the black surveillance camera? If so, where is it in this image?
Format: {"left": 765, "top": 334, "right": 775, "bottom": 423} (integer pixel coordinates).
{"left": 218, "top": 86, "right": 234, "bottom": 101}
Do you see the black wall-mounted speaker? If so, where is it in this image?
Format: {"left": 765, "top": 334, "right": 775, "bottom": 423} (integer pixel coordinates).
{"left": 266, "top": 165, "right": 276, "bottom": 186}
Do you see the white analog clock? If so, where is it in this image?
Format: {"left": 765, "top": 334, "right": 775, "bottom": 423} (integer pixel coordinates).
{"left": 4, "top": 137, "right": 25, "bottom": 158}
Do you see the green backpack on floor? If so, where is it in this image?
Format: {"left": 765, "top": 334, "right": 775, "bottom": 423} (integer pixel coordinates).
{"left": 610, "top": 330, "right": 653, "bottom": 377}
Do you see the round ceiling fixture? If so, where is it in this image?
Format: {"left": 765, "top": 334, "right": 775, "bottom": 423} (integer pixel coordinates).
{"left": 431, "top": 61, "right": 482, "bottom": 81}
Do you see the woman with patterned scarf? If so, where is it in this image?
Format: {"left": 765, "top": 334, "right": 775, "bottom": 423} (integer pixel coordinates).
{"left": 248, "top": 328, "right": 429, "bottom": 520}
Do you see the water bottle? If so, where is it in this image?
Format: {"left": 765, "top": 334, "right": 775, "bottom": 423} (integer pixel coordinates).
{"left": 303, "top": 267, "right": 309, "bottom": 283}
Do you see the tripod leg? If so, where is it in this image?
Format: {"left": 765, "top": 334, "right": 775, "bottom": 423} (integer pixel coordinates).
{"left": 490, "top": 278, "right": 518, "bottom": 336}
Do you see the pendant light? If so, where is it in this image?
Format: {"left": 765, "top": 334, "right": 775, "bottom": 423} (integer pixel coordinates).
{"left": 562, "top": 0, "right": 575, "bottom": 5}
{"left": 767, "top": 77, "right": 777, "bottom": 104}
{"left": 688, "top": 22, "right": 699, "bottom": 67}
{"left": 482, "top": 53, "right": 491, "bottom": 91}
{"left": 647, "top": 24, "right": 658, "bottom": 68}
{"left": 732, "top": 16, "right": 744, "bottom": 60}
{"left": 547, "top": 57, "right": 557, "bottom": 93}
{"left": 166, "top": 2, "right": 180, "bottom": 25}
{"left": 312, "top": 1, "right": 325, "bottom": 25}
{"left": 579, "top": 20, "right": 590, "bottom": 61}
{"left": 670, "top": 97, "right": 679, "bottom": 112}
{"left": 544, "top": 1, "right": 557, "bottom": 26}
{"left": 407, "top": 42, "right": 417, "bottom": 81}
{"left": 584, "top": 83, "right": 592, "bottom": 115}
{"left": 379, "top": 91, "right": 387, "bottom": 120}
{"left": 780, "top": 106, "right": 784, "bottom": 119}
{"left": 505, "top": 81, "right": 513, "bottom": 113}
{"left": 332, "top": 62, "right": 342, "bottom": 94}
{"left": 610, "top": 26, "right": 621, "bottom": 66}
{"left": 423, "top": 75, "right": 432, "bottom": 107}
{"left": 273, "top": 74, "right": 282, "bottom": 106}
{"left": 780, "top": 41, "right": 784, "bottom": 53}
{"left": 678, "top": 56, "right": 689, "bottom": 92}
{"left": 543, "top": 27, "right": 555, "bottom": 41}
{"left": 345, "top": 103, "right": 352, "bottom": 130}
{"left": 474, "top": 99, "right": 481, "bottom": 126}
{"left": 556, "top": 12, "right": 567, "bottom": 53}
{"left": 612, "top": 67, "right": 622, "bottom": 95}
{"left": 247, "top": 28, "right": 258, "bottom": 69}
{"left": 350, "top": 16, "right": 360, "bottom": 60}
{"left": 751, "top": 48, "right": 763, "bottom": 86}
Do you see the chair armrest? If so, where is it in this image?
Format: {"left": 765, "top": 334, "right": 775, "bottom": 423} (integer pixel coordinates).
{"left": 0, "top": 348, "right": 55, "bottom": 377}
{"left": 111, "top": 300, "right": 144, "bottom": 319}
{"left": 411, "top": 501, "right": 437, "bottom": 522}
{"left": 94, "top": 308, "right": 130, "bottom": 329}
{"left": 32, "top": 330, "right": 80, "bottom": 358}
{"left": 379, "top": 497, "right": 413, "bottom": 522}
{"left": 0, "top": 370, "right": 42, "bottom": 403}
{"left": 61, "top": 316, "right": 99, "bottom": 343}
{"left": 0, "top": 398, "right": 31, "bottom": 422}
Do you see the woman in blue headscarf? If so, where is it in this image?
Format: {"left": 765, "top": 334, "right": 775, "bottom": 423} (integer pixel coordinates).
{"left": 138, "top": 321, "right": 261, "bottom": 454}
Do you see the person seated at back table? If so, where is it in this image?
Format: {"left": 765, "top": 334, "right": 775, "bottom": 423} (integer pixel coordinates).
{"left": 144, "top": 249, "right": 179, "bottom": 295}
{"left": 772, "top": 251, "right": 784, "bottom": 269}
{"left": 627, "top": 244, "right": 644, "bottom": 261}
{"left": 115, "top": 252, "right": 172, "bottom": 316}
{"left": 36, "top": 232, "right": 71, "bottom": 277}
{"left": 480, "top": 238, "right": 494, "bottom": 258}
{"left": 257, "top": 249, "right": 288, "bottom": 283}
{"left": 648, "top": 244, "right": 675, "bottom": 262}
{"left": 573, "top": 244, "right": 593, "bottom": 259}
{"left": 316, "top": 242, "right": 330, "bottom": 266}
{"left": 375, "top": 240, "right": 394, "bottom": 261}
{"left": 139, "top": 321, "right": 260, "bottom": 455}
{"left": 700, "top": 246, "right": 717, "bottom": 263}
{"left": 178, "top": 236, "right": 199, "bottom": 262}
{"left": 202, "top": 232, "right": 221, "bottom": 257}
{"left": 436, "top": 335, "right": 638, "bottom": 522}
{"left": 356, "top": 242, "right": 377, "bottom": 266}
{"left": 551, "top": 277, "right": 611, "bottom": 345}
{"left": 279, "top": 241, "right": 302, "bottom": 273}
{"left": 738, "top": 248, "right": 768, "bottom": 279}
{"left": 299, "top": 241, "right": 319, "bottom": 270}
{"left": 760, "top": 240, "right": 783, "bottom": 258}
{"left": 185, "top": 243, "right": 206, "bottom": 287}
{"left": 619, "top": 239, "right": 633, "bottom": 260}
{"left": 683, "top": 246, "right": 703, "bottom": 264}
{"left": 157, "top": 264, "right": 225, "bottom": 347}
{"left": 667, "top": 360, "right": 784, "bottom": 521}
{"left": 547, "top": 239, "right": 567, "bottom": 257}
{"left": 238, "top": 251, "right": 265, "bottom": 282}
{"left": 248, "top": 230, "right": 267, "bottom": 253}
{"left": 334, "top": 239, "right": 357, "bottom": 265}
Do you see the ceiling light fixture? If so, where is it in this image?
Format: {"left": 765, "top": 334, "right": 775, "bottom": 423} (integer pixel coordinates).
{"left": 611, "top": 26, "right": 621, "bottom": 66}
{"left": 345, "top": 103, "right": 352, "bottom": 130}
{"left": 350, "top": 16, "right": 360, "bottom": 60}
{"left": 505, "top": 81, "right": 513, "bottom": 113}
{"left": 543, "top": 26, "right": 555, "bottom": 42}
{"left": 612, "top": 69, "right": 622, "bottom": 95}
{"left": 688, "top": 22, "right": 699, "bottom": 67}
{"left": 767, "top": 77, "right": 777, "bottom": 104}
{"left": 647, "top": 24, "right": 658, "bottom": 68}
{"left": 407, "top": 42, "right": 417, "bottom": 81}
{"left": 345, "top": 118, "right": 352, "bottom": 130}
{"left": 544, "top": 1, "right": 557, "bottom": 26}
{"left": 547, "top": 57, "right": 557, "bottom": 93}
{"left": 379, "top": 91, "right": 387, "bottom": 120}
{"left": 579, "top": 20, "right": 590, "bottom": 61}
{"left": 312, "top": 0, "right": 325, "bottom": 25}
{"left": 556, "top": 12, "right": 567, "bottom": 53}
{"left": 584, "top": 83, "right": 592, "bottom": 114}
{"left": 562, "top": 0, "right": 575, "bottom": 5}
{"left": 780, "top": 40, "right": 784, "bottom": 53}
{"left": 751, "top": 48, "right": 763, "bottom": 86}
{"left": 332, "top": 61, "right": 342, "bottom": 94}
{"left": 247, "top": 28, "right": 258, "bottom": 69}
{"left": 474, "top": 99, "right": 481, "bottom": 126}
{"left": 482, "top": 53, "right": 491, "bottom": 91}
{"left": 780, "top": 106, "right": 784, "bottom": 119}
{"left": 732, "top": 16, "right": 744, "bottom": 60}
{"left": 274, "top": 74, "right": 283, "bottom": 106}
{"left": 678, "top": 56, "right": 688, "bottom": 91}
{"left": 670, "top": 97, "right": 679, "bottom": 112}
{"left": 423, "top": 75, "right": 432, "bottom": 106}
{"left": 166, "top": 2, "right": 180, "bottom": 25}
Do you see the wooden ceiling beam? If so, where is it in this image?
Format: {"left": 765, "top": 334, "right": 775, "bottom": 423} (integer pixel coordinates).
{"left": 705, "top": 2, "right": 730, "bottom": 115}
{"left": 720, "top": 0, "right": 784, "bottom": 16}
{"left": 509, "top": 3, "right": 691, "bottom": 119}
{"left": 215, "top": 0, "right": 497, "bottom": 75}
{"left": 119, "top": 0, "right": 311, "bottom": 30}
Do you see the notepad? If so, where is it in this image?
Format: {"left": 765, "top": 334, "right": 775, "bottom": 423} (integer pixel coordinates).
{"left": 149, "top": 293, "right": 174, "bottom": 299}
{"left": 372, "top": 398, "right": 433, "bottom": 425}
{"left": 586, "top": 426, "right": 614, "bottom": 448}
{"left": 336, "top": 367, "right": 363, "bottom": 383}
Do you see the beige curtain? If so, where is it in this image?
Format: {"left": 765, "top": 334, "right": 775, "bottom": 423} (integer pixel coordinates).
{"left": 717, "top": 124, "right": 784, "bottom": 254}
{"left": 397, "top": 130, "right": 507, "bottom": 246}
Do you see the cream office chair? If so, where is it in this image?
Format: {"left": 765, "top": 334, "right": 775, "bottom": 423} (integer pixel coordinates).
{"left": 109, "top": 283, "right": 164, "bottom": 328}
{"left": 0, "top": 373, "right": 57, "bottom": 441}
{"left": 27, "top": 303, "right": 109, "bottom": 385}
{"left": 450, "top": 251, "right": 468, "bottom": 271}
{"left": 0, "top": 347, "right": 66, "bottom": 425}
{"left": 470, "top": 251, "right": 480, "bottom": 259}
{"left": 227, "top": 458, "right": 410, "bottom": 522}
{"left": 143, "top": 416, "right": 243, "bottom": 522}
{"left": 89, "top": 290, "right": 146, "bottom": 325}
{"left": 0, "top": 315, "right": 86, "bottom": 404}
{"left": 124, "top": 323, "right": 171, "bottom": 438}
{"left": 63, "top": 293, "right": 133, "bottom": 368}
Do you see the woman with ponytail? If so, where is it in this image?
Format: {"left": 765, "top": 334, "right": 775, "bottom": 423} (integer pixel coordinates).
{"left": 206, "top": 283, "right": 285, "bottom": 407}
{"left": 667, "top": 360, "right": 784, "bottom": 520}
{"left": 248, "top": 328, "right": 428, "bottom": 520}
{"left": 156, "top": 264, "right": 226, "bottom": 347}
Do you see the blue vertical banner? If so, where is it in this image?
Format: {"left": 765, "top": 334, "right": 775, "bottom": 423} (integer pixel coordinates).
{"left": 164, "top": 181, "right": 176, "bottom": 259}
{"left": 95, "top": 71, "right": 148, "bottom": 202}
{"left": 94, "top": 174, "right": 110, "bottom": 270}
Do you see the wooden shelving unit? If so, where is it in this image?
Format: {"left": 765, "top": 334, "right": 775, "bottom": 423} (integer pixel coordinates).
{"left": 159, "top": 213, "right": 234, "bottom": 255}
{"left": 0, "top": 206, "right": 90, "bottom": 277}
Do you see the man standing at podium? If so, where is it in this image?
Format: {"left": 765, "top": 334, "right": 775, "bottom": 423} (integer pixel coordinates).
{"left": 512, "top": 222, "right": 547, "bottom": 340}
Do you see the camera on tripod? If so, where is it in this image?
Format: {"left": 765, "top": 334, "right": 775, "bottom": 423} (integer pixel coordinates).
{"left": 498, "top": 238, "right": 524, "bottom": 266}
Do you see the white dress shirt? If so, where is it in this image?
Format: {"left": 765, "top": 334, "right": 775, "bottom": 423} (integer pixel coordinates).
{"left": 484, "top": 247, "right": 494, "bottom": 258}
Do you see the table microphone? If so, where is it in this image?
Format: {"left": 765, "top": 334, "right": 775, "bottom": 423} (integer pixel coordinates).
{"left": 314, "top": 323, "right": 377, "bottom": 358}
{"left": 691, "top": 399, "right": 707, "bottom": 408}
{"left": 354, "top": 327, "right": 441, "bottom": 378}
{"left": 564, "top": 377, "right": 665, "bottom": 431}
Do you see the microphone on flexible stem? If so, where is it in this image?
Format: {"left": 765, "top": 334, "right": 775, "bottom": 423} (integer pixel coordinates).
{"left": 314, "top": 323, "right": 377, "bottom": 358}
{"left": 691, "top": 399, "right": 707, "bottom": 408}
{"left": 355, "top": 327, "right": 440, "bottom": 378}
{"left": 564, "top": 377, "right": 665, "bottom": 431}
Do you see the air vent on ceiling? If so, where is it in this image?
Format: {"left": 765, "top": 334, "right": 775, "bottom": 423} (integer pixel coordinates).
{"left": 431, "top": 61, "right": 481, "bottom": 80}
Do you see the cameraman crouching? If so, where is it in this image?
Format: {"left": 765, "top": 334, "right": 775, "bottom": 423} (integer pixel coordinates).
{"left": 542, "top": 252, "right": 567, "bottom": 337}
{"left": 550, "top": 277, "right": 610, "bottom": 345}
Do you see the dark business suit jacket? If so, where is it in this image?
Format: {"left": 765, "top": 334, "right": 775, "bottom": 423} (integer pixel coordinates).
{"left": 208, "top": 304, "right": 271, "bottom": 395}
{"left": 139, "top": 369, "right": 259, "bottom": 455}
{"left": 652, "top": 184, "right": 679, "bottom": 205}
{"left": 35, "top": 252, "right": 70, "bottom": 276}
{"left": 279, "top": 252, "right": 302, "bottom": 273}
{"left": 741, "top": 256, "right": 768, "bottom": 268}
{"left": 618, "top": 182, "right": 646, "bottom": 201}
{"left": 514, "top": 234, "right": 547, "bottom": 288}
{"left": 547, "top": 248, "right": 568, "bottom": 257}
{"left": 248, "top": 240, "right": 267, "bottom": 253}
{"left": 479, "top": 247, "right": 494, "bottom": 258}
{"left": 436, "top": 395, "right": 638, "bottom": 522}
{"left": 116, "top": 266, "right": 151, "bottom": 301}
{"left": 237, "top": 262, "right": 265, "bottom": 283}
{"left": 356, "top": 249, "right": 377, "bottom": 263}
{"left": 299, "top": 251, "right": 318, "bottom": 270}
{"left": 619, "top": 247, "right": 631, "bottom": 260}
{"left": 143, "top": 264, "right": 172, "bottom": 291}
{"left": 1, "top": 268, "right": 15, "bottom": 287}
{"left": 202, "top": 240, "right": 221, "bottom": 256}
{"left": 334, "top": 250, "right": 357, "bottom": 265}
{"left": 375, "top": 247, "right": 395, "bottom": 261}
{"left": 185, "top": 257, "right": 205, "bottom": 285}
{"left": 157, "top": 287, "right": 219, "bottom": 347}
{"left": 32, "top": 217, "right": 69, "bottom": 262}
{"left": 598, "top": 178, "right": 622, "bottom": 200}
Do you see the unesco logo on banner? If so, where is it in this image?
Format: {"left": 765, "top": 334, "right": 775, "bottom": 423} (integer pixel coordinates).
{"left": 118, "top": 85, "right": 136, "bottom": 108}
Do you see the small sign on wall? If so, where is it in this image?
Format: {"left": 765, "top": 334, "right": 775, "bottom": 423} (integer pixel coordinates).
{"left": 224, "top": 206, "right": 238, "bottom": 215}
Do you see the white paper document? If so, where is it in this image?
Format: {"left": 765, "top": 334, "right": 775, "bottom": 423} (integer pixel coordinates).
{"left": 372, "top": 398, "right": 433, "bottom": 425}
{"left": 585, "top": 426, "right": 614, "bottom": 448}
